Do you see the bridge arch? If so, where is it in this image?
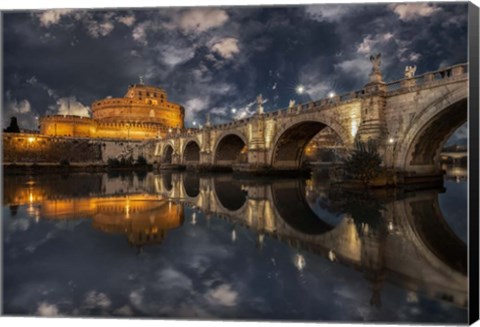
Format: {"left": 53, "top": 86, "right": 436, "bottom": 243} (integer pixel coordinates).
{"left": 270, "top": 179, "right": 336, "bottom": 235}
{"left": 182, "top": 139, "right": 201, "bottom": 164}
{"left": 395, "top": 86, "right": 467, "bottom": 172}
{"left": 162, "top": 144, "right": 174, "bottom": 164}
{"left": 270, "top": 118, "right": 349, "bottom": 170}
{"left": 182, "top": 172, "right": 200, "bottom": 198}
{"left": 212, "top": 175, "right": 247, "bottom": 212}
{"left": 162, "top": 172, "right": 173, "bottom": 192}
{"left": 213, "top": 131, "right": 248, "bottom": 167}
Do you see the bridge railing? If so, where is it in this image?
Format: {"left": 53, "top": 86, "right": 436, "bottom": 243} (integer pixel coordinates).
{"left": 158, "top": 63, "right": 467, "bottom": 139}
{"left": 386, "top": 63, "right": 468, "bottom": 92}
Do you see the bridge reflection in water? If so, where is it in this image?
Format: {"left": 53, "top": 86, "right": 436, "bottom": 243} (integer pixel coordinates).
{"left": 3, "top": 171, "right": 467, "bottom": 311}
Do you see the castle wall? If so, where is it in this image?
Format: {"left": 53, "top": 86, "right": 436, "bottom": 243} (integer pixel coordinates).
{"left": 3, "top": 133, "right": 155, "bottom": 164}
{"left": 40, "top": 115, "right": 168, "bottom": 140}
{"left": 92, "top": 98, "right": 184, "bottom": 129}
{"left": 3, "top": 133, "right": 102, "bottom": 163}
{"left": 40, "top": 116, "right": 95, "bottom": 138}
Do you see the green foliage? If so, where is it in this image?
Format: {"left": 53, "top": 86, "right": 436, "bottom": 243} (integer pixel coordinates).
{"left": 4, "top": 116, "right": 20, "bottom": 133}
{"left": 136, "top": 155, "right": 148, "bottom": 166}
{"left": 107, "top": 158, "right": 120, "bottom": 168}
{"left": 108, "top": 156, "right": 135, "bottom": 168}
{"left": 120, "top": 156, "right": 134, "bottom": 167}
{"left": 343, "top": 139, "right": 382, "bottom": 188}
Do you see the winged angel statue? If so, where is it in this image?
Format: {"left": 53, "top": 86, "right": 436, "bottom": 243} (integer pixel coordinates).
{"left": 370, "top": 53, "right": 382, "bottom": 73}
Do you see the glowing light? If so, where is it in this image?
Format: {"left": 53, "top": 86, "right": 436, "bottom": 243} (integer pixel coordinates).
{"left": 191, "top": 212, "right": 197, "bottom": 225}
{"left": 388, "top": 137, "right": 395, "bottom": 144}
{"left": 294, "top": 254, "right": 306, "bottom": 271}
{"left": 388, "top": 221, "right": 394, "bottom": 231}
{"left": 27, "top": 137, "right": 36, "bottom": 143}
{"left": 328, "top": 91, "right": 336, "bottom": 98}
{"left": 192, "top": 121, "right": 197, "bottom": 126}
{"left": 231, "top": 228, "right": 237, "bottom": 242}
{"left": 351, "top": 120, "right": 358, "bottom": 137}
{"left": 231, "top": 108, "right": 237, "bottom": 114}
{"left": 328, "top": 250, "right": 337, "bottom": 262}
{"left": 168, "top": 128, "right": 172, "bottom": 133}
{"left": 296, "top": 85, "right": 305, "bottom": 94}
{"left": 125, "top": 198, "right": 130, "bottom": 219}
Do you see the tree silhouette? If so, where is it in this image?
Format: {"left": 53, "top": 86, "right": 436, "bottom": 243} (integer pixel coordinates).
{"left": 4, "top": 116, "right": 20, "bottom": 133}
{"left": 343, "top": 139, "right": 382, "bottom": 188}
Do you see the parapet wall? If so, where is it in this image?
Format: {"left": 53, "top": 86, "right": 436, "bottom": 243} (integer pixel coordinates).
{"left": 3, "top": 133, "right": 102, "bottom": 163}
{"left": 2, "top": 133, "right": 156, "bottom": 164}
{"left": 39, "top": 115, "right": 170, "bottom": 140}
{"left": 92, "top": 97, "right": 184, "bottom": 129}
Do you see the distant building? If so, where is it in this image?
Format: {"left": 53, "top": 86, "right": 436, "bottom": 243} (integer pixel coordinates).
{"left": 39, "top": 84, "right": 185, "bottom": 140}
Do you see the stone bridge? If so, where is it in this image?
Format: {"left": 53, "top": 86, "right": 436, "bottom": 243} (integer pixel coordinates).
{"left": 153, "top": 62, "right": 468, "bottom": 180}
{"left": 441, "top": 151, "right": 468, "bottom": 160}
{"left": 153, "top": 172, "right": 467, "bottom": 308}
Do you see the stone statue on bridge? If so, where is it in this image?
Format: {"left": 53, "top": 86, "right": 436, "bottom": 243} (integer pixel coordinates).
{"left": 257, "top": 94, "right": 264, "bottom": 114}
{"left": 206, "top": 113, "right": 211, "bottom": 127}
{"left": 288, "top": 99, "right": 296, "bottom": 108}
{"left": 404, "top": 65, "right": 417, "bottom": 78}
{"left": 370, "top": 53, "right": 382, "bottom": 73}
{"left": 367, "top": 53, "right": 384, "bottom": 84}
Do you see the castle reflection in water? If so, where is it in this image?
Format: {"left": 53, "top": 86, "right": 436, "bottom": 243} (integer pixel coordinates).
{"left": 3, "top": 169, "right": 467, "bottom": 311}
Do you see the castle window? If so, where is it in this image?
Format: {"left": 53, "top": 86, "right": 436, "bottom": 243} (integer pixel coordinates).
{"left": 147, "top": 92, "right": 150, "bottom": 97}
{"left": 138, "top": 91, "right": 142, "bottom": 96}
{"left": 153, "top": 93, "right": 157, "bottom": 97}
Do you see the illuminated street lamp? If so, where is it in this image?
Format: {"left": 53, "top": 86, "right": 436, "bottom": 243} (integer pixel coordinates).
{"left": 328, "top": 91, "right": 336, "bottom": 98}
{"left": 231, "top": 108, "right": 237, "bottom": 114}
{"left": 296, "top": 85, "right": 305, "bottom": 94}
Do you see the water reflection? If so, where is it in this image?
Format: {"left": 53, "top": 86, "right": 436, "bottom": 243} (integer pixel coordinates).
{"left": 2, "top": 170, "right": 468, "bottom": 321}
{"left": 443, "top": 163, "right": 468, "bottom": 182}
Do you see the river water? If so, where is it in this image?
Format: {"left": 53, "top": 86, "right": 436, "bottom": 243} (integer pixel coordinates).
{"left": 2, "top": 167, "right": 468, "bottom": 323}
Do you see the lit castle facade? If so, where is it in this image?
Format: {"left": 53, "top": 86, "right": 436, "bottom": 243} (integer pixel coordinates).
{"left": 39, "top": 84, "right": 185, "bottom": 140}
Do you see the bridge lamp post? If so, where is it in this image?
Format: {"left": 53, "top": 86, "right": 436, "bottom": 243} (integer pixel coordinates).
{"left": 296, "top": 85, "right": 305, "bottom": 94}
{"left": 387, "top": 136, "right": 397, "bottom": 184}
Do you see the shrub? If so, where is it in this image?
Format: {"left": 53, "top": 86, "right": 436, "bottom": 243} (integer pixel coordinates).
{"left": 137, "top": 155, "right": 147, "bottom": 166}
{"left": 343, "top": 139, "right": 382, "bottom": 188}
{"left": 107, "top": 158, "right": 120, "bottom": 168}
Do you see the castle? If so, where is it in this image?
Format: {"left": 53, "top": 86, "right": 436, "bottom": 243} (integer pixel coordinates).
{"left": 39, "top": 84, "right": 185, "bottom": 140}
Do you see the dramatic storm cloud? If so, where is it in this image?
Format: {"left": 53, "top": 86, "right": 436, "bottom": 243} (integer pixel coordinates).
{"left": 2, "top": 3, "right": 468, "bottom": 138}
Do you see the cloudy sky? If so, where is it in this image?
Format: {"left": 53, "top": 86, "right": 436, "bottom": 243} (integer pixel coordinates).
{"left": 2, "top": 2, "right": 469, "bottom": 133}
{"left": 3, "top": 173, "right": 467, "bottom": 322}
